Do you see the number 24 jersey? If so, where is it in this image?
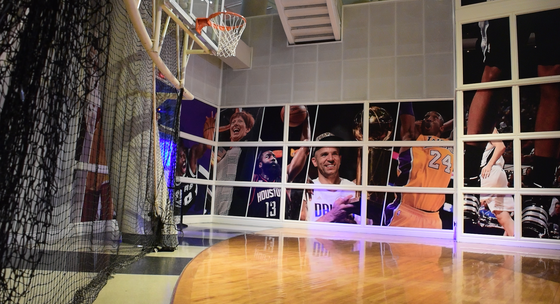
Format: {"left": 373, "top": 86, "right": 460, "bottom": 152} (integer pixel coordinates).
{"left": 395, "top": 135, "right": 453, "bottom": 211}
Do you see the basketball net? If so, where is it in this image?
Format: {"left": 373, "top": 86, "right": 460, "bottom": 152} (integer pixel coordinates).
{"left": 196, "top": 12, "right": 247, "bottom": 58}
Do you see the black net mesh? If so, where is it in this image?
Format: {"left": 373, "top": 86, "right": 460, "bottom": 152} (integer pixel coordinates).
{"left": 0, "top": 0, "right": 182, "bottom": 302}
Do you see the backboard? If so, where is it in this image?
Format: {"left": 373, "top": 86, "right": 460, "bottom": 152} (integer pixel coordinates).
{"left": 164, "top": 0, "right": 225, "bottom": 53}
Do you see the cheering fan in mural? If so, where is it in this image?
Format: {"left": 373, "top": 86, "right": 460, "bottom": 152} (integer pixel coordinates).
{"left": 202, "top": 109, "right": 256, "bottom": 215}
{"left": 384, "top": 102, "right": 453, "bottom": 229}
{"left": 247, "top": 109, "right": 311, "bottom": 219}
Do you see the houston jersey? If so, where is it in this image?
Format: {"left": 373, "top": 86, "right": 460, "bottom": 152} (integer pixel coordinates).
{"left": 395, "top": 134, "right": 453, "bottom": 211}
{"left": 247, "top": 174, "right": 281, "bottom": 218}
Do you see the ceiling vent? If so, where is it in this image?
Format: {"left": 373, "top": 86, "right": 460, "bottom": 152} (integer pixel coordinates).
{"left": 274, "top": 0, "right": 342, "bottom": 45}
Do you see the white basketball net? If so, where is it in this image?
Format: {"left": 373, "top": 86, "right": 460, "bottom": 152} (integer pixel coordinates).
{"left": 209, "top": 13, "right": 246, "bottom": 58}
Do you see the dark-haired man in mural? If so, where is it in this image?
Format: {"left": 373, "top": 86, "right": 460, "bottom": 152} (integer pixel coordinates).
{"left": 174, "top": 145, "right": 197, "bottom": 215}
{"left": 247, "top": 112, "right": 311, "bottom": 218}
{"left": 384, "top": 102, "right": 453, "bottom": 229}
{"left": 300, "top": 132, "right": 362, "bottom": 224}
{"left": 174, "top": 116, "right": 215, "bottom": 215}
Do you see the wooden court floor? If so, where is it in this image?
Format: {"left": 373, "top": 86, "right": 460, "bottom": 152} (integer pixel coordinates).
{"left": 172, "top": 228, "right": 560, "bottom": 303}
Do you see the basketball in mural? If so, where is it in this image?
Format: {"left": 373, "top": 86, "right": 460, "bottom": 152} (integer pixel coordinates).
{"left": 281, "top": 105, "right": 308, "bottom": 127}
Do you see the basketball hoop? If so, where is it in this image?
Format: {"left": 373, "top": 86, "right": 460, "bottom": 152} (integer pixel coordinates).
{"left": 196, "top": 12, "right": 247, "bottom": 58}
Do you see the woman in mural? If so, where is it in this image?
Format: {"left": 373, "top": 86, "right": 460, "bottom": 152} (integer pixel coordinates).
{"left": 210, "top": 109, "right": 256, "bottom": 215}
{"left": 478, "top": 129, "right": 514, "bottom": 236}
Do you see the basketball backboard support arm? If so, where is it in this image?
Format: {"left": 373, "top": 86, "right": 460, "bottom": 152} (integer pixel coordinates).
{"left": 123, "top": 0, "right": 215, "bottom": 100}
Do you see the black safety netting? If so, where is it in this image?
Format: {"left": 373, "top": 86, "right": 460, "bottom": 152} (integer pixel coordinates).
{"left": 0, "top": 0, "right": 184, "bottom": 302}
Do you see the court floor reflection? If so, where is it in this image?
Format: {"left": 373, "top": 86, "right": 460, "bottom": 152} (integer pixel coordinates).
{"left": 173, "top": 229, "right": 560, "bottom": 303}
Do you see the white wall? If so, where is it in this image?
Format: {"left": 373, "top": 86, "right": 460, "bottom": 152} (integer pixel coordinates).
{"left": 184, "top": 55, "right": 223, "bottom": 106}
{"left": 221, "top": 0, "right": 454, "bottom": 106}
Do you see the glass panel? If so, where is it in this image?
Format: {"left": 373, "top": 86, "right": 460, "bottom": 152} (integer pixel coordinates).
{"left": 464, "top": 139, "right": 514, "bottom": 188}
{"left": 215, "top": 186, "right": 249, "bottom": 216}
{"left": 517, "top": 9, "right": 560, "bottom": 79}
{"left": 460, "top": 0, "right": 500, "bottom": 6}
{"left": 462, "top": 17, "right": 511, "bottom": 84}
{"left": 179, "top": 98, "right": 217, "bottom": 138}
{"left": 305, "top": 146, "right": 361, "bottom": 186}
{"left": 520, "top": 84, "right": 560, "bottom": 133}
{"left": 363, "top": 103, "right": 398, "bottom": 142}
{"left": 174, "top": 183, "right": 212, "bottom": 216}
{"left": 176, "top": 138, "right": 213, "bottom": 180}
{"left": 372, "top": 191, "right": 453, "bottom": 229}
{"left": 219, "top": 106, "right": 284, "bottom": 142}
{"left": 366, "top": 146, "right": 394, "bottom": 186}
{"left": 394, "top": 101, "right": 454, "bottom": 140}
{"left": 388, "top": 146, "right": 454, "bottom": 189}
{"left": 522, "top": 195, "right": 559, "bottom": 239}
{"left": 295, "top": 186, "right": 361, "bottom": 224}
{"left": 521, "top": 139, "right": 560, "bottom": 189}
{"left": 463, "top": 88, "right": 512, "bottom": 135}
{"left": 288, "top": 104, "right": 364, "bottom": 142}
{"left": 215, "top": 146, "right": 257, "bottom": 182}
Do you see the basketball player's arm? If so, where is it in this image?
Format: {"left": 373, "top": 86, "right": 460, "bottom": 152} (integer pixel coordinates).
{"left": 203, "top": 111, "right": 216, "bottom": 143}
{"left": 187, "top": 112, "right": 217, "bottom": 172}
{"left": 317, "top": 195, "right": 354, "bottom": 222}
{"left": 399, "top": 102, "right": 417, "bottom": 143}
{"left": 443, "top": 119, "right": 454, "bottom": 133}
{"left": 300, "top": 197, "right": 307, "bottom": 221}
{"left": 443, "top": 119, "right": 454, "bottom": 140}
{"left": 481, "top": 129, "right": 505, "bottom": 179}
{"left": 286, "top": 115, "right": 311, "bottom": 182}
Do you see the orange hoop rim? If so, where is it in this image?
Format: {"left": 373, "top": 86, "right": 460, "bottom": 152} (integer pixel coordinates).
{"left": 196, "top": 11, "right": 246, "bottom": 34}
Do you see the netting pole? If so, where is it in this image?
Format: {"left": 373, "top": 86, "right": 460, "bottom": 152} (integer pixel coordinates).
{"left": 152, "top": 1, "right": 161, "bottom": 216}
{"left": 177, "top": 22, "right": 181, "bottom": 86}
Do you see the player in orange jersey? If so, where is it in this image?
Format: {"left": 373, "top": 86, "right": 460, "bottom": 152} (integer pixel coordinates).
{"left": 384, "top": 102, "right": 453, "bottom": 229}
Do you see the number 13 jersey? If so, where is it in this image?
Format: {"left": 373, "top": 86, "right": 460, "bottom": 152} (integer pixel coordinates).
{"left": 247, "top": 174, "right": 281, "bottom": 219}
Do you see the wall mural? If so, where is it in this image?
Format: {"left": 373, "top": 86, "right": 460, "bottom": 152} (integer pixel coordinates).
{"left": 203, "top": 101, "right": 455, "bottom": 230}
{"left": 175, "top": 99, "right": 217, "bottom": 217}
{"left": 461, "top": 7, "right": 560, "bottom": 239}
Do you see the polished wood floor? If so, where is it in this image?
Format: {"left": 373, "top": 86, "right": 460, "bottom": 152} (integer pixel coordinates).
{"left": 172, "top": 228, "right": 560, "bottom": 303}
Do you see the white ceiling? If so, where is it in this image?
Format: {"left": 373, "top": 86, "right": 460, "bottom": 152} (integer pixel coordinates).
{"left": 223, "top": 0, "right": 387, "bottom": 16}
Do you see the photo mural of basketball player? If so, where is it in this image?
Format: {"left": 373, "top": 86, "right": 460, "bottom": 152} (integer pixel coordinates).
{"left": 214, "top": 106, "right": 284, "bottom": 216}
{"left": 174, "top": 99, "right": 216, "bottom": 218}
{"left": 462, "top": 8, "right": 560, "bottom": 239}
{"left": 77, "top": 45, "right": 113, "bottom": 222}
{"left": 517, "top": 9, "right": 560, "bottom": 239}
{"left": 299, "top": 133, "right": 364, "bottom": 224}
{"left": 288, "top": 103, "right": 363, "bottom": 183}
{"left": 80, "top": 106, "right": 114, "bottom": 222}
{"left": 247, "top": 107, "right": 311, "bottom": 219}
{"left": 521, "top": 139, "right": 560, "bottom": 239}
{"left": 283, "top": 103, "right": 363, "bottom": 223}
{"left": 464, "top": 135, "right": 515, "bottom": 236}
{"left": 174, "top": 138, "right": 213, "bottom": 216}
{"left": 382, "top": 101, "right": 455, "bottom": 229}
